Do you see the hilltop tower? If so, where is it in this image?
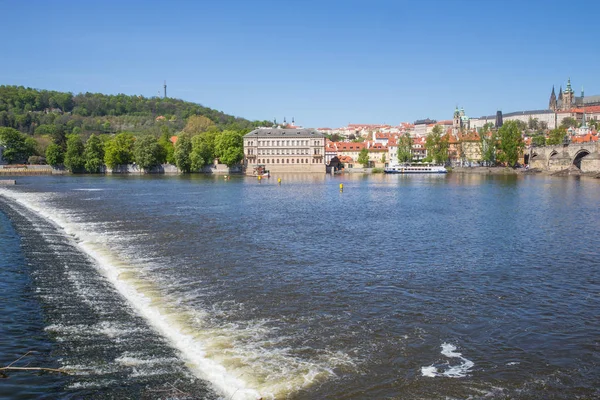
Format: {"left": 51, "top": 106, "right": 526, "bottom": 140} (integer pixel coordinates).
{"left": 164, "top": 81, "right": 167, "bottom": 98}
{"left": 549, "top": 86, "right": 557, "bottom": 111}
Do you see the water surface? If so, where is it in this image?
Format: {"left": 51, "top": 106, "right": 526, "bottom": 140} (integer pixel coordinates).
{"left": 1, "top": 173, "right": 599, "bottom": 399}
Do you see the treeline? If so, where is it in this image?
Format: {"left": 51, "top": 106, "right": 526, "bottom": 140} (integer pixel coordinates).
{"left": 0, "top": 116, "right": 245, "bottom": 172}
{"left": 0, "top": 85, "right": 270, "bottom": 136}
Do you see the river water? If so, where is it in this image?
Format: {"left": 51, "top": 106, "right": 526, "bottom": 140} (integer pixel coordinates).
{"left": 0, "top": 173, "right": 599, "bottom": 399}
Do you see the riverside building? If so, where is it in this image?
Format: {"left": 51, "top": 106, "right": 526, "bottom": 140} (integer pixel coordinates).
{"left": 243, "top": 128, "right": 326, "bottom": 174}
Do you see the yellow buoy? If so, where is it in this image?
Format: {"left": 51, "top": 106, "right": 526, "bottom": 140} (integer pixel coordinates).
{"left": 339, "top": 183, "right": 343, "bottom": 192}
{"left": 278, "top": 178, "right": 281, "bottom": 184}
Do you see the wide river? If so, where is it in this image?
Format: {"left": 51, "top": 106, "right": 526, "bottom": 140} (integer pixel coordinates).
{"left": 0, "top": 173, "right": 599, "bottom": 399}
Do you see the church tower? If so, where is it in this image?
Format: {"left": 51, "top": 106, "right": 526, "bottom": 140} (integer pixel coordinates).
{"left": 453, "top": 106, "right": 461, "bottom": 135}
{"left": 562, "top": 78, "right": 574, "bottom": 111}
{"left": 549, "top": 86, "right": 557, "bottom": 111}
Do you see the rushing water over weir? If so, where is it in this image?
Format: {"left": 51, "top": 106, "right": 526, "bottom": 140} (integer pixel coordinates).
{"left": 1, "top": 173, "right": 599, "bottom": 399}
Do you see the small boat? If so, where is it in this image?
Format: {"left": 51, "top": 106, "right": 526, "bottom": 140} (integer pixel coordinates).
{"left": 384, "top": 164, "right": 447, "bottom": 174}
{"left": 253, "top": 165, "right": 270, "bottom": 177}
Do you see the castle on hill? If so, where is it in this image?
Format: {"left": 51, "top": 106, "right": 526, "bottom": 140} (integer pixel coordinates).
{"left": 548, "top": 78, "right": 600, "bottom": 111}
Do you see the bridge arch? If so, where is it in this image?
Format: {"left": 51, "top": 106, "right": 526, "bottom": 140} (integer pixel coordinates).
{"left": 548, "top": 150, "right": 559, "bottom": 168}
{"left": 572, "top": 149, "right": 591, "bottom": 170}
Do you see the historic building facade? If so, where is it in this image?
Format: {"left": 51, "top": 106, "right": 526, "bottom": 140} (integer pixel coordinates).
{"left": 549, "top": 78, "right": 600, "bottom": 112}
{"left": 243, "top": 128, "right": 326, "bottom": 174}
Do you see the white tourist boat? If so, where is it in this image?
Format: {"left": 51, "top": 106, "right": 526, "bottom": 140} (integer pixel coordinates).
{"left": 384, "top": 164, "right": 447, "bottom": 174}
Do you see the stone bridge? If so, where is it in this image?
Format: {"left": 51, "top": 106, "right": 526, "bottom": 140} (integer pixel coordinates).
{"left": 528, "top": 142, "right": 600, "bottom": 173}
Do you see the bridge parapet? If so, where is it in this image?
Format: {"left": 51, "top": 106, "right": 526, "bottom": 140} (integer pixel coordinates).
{"left": 529, "top": 142, "right": 600, "bottom": 172}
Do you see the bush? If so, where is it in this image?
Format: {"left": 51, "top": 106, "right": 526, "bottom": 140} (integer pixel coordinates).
{"left": 372, "top": 167, "right": 384, "bottom": 173}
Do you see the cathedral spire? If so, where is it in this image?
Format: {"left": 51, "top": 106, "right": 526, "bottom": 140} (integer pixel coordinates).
{"left": 549, "top": 86, "right": 557, "bottom": 110}
{"left": 566, "top": 78, "right": 573, "bottom": 93}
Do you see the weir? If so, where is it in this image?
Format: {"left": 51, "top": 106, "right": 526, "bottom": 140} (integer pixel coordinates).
{"left": 0, "top": 194, "right": 219, "bottom": 399}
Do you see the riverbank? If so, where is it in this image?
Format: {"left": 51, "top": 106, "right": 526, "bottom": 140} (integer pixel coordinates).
{"left": 451, "top": 166, "right": 600, "bottom": 179}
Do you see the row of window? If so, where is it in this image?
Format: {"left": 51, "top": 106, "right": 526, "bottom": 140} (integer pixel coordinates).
{"left": 247, "top": 140, "right": 323, "bottom": 147}
{"left": 258, "top": 158, "right": 321, "bottom": 164}
{"left": 257, "top": 148, "right": 309, "bottom": 155}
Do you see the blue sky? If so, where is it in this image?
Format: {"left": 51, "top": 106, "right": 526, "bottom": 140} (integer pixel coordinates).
{"left": 1, "top": 0, "right": 598, "bottom": 128}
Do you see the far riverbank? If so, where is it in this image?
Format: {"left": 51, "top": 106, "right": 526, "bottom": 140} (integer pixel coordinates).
{"left": 451, "top": 166, "right": 600, "bottom": 179}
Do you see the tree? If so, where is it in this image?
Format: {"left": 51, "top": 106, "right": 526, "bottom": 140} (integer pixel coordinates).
{"left": 497, "top": 120, "right": 524, "bottom": 166}
{"left": 45, "top": 143, "right": 64, "bottom": 166}
{"left": 425, "top": 125, "right": 448, "bottom": 164}
{"left": 540, "top": 121, "right": 548, "bottom": 130}
{"left": 396, "top": 133, "right": 412, "bottom": 163}
{"left": 531, "top": 135, "right": 546, "bottom": 146}
{"left": 358, "top": 148, "right": 370, "bottom": 167}
{"left": 133, "top": 135, "right": 161, "bottom": 171}
{"left": 214, "top": 130, "right": 244, "bottom": 166}
{"left": 182, "top": 115, "right": 215, "bottom": 135}
{"left": 64, "top": 134, "right": 85, "bottom": 172}
{"left": 514, "top": 120, "right": 528, "bottom": 132}
{"left": 547, "top": 127, "right": 567, "bottom": 145}
{"left": 104, "top": 132, "right": 134, "bottom": 168}
{"left": 0, "top": 127, "right": 36, "bottom": 163}
{"left": 190, "top": 131, "right": 217, "bottom": 170}
{"left": 528, "top": 117, "right": 539, "bottom": 131}
{"left": 157, "top": 131, "right": 174, "bottom": 164}
{"left": 560, "top": 117, "right": 578, "bottom": 129}
{"left": 84, "top": 134, "right": 104, "bottom": 173}
{"left": 174, "top": 134, "right": 192, "bottom": 172}
{"left": 381, "top": 153, "right": 386, "bottom": 164}
{"left": 480, "top": 123, "right": 497, "bottom": 165}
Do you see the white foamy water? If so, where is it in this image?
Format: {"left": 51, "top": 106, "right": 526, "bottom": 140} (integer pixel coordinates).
{"left": 0, "top": 188, "right": 345, "bottom": 399}
{"left": 421, "top": 343, "right": 474, "bottom": 378}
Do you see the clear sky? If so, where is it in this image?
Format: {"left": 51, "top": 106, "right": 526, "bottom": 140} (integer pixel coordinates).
{"left": 1, "top": 0, "right": 598, "bottom": 128}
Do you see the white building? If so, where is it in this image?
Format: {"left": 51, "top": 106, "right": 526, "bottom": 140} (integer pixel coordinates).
{"left": 243, "top": 128, "right": 326, "bottom": 174}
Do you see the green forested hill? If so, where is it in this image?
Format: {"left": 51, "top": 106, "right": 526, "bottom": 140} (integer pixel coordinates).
{"left": 0, "top": 85, "right": 268, "bottom": 135}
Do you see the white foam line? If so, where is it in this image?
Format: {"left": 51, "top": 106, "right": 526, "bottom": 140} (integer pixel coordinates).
{"left": 0, "top": 189, "right": 263, "bottom": 400}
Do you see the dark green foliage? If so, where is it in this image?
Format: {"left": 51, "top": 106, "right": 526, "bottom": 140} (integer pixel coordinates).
{"left": 0, "top": 127, "right": 36, "bottom": 163}
{"left": 425, "top": 125, "right": 449, "bottom": 164}
{"left": 214, "top": 130, "right": 244, "bottom": 166}
{"left": 104, "top": 133, "right": 134, "bottom": 168}
{"left": 157, "top": 132, "right": 174, "bottom": 164}
{"left": 133, "top": 135, "right": 161, "bottom": 171}
{"left": 64, "top": 134, "right": 85, "bottom": 172}
{"left": 0, "top": 85, "right": 264, "bottom": 136}
{"left": 547, "top": 128, "right": 567, "bottom": 145}
{"left": 497, "top": 121, "right": 524, "bottom": 166}
{"left": 531, "top": 135, "right": 546, "bottom": 146}
{"left": 84, "top": 134, "right": 105, "bottom": 173}
{"left": 174, "top": 135, "right": 192, "bottom": 173}
{"left": 45, "top": 143, "right": 64, "bottom": 166}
